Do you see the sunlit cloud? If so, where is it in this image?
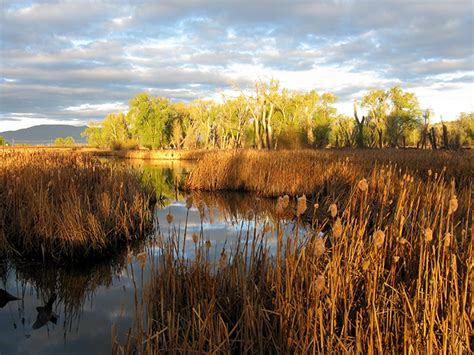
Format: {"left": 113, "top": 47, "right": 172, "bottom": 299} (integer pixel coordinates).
{"left": 1, "top": 0, "right": 473, "bottom": 130}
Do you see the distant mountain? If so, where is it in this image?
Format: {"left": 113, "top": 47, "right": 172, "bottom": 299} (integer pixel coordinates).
{"left": 0, "top": 124, "right": 88, "bottom": 145}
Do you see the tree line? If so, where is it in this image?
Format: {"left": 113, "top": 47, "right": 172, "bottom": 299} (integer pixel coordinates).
{"left": 82, "top": 80, "right": 474, "bottom": 150}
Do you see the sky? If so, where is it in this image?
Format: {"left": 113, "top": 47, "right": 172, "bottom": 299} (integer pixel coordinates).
{"left": 0, "top": 0, "right": 473, "bottom": 131}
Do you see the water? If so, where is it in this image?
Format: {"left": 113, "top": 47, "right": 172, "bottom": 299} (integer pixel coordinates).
{"left": 0, "top": 160, "right": 303, "bottom": 354}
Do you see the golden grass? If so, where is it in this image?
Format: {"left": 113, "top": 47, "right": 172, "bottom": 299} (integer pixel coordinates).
{"left": 186, "top": 149, "right": 474, "bottom": 197}
{"left": 114, "top": 149, "right": 472, "bottom": 353}
{"left": 0, "top": 151, "right": 155, "bottom": 262}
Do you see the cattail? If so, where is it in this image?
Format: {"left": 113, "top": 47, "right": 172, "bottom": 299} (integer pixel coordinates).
{"left": 198, "top": 201, "right": 206, "bottom": 220}
{"left": 296, "top": 195, "right": 307, "bottom": 216}
{"left": 333, "top": 217, "right": 343, "bottom": 238}
{"left": 358, "top": 178, "right": 368, "bottom": 192}
{"left": 374, "top": 230, "right": 385, "bottom": 249}
{"left": 263, "top": 223, "right": 271, "bottom": 233}
{"left": 219, "top": 249, "right": 227, "bottom": 269}
{"left": 428, "top": 169, "right": 432, "bottom": 176}
{"left": 282, "top": 195, "right": 290, "bottom": 208}
{"left": 185, "top": 196, "right": 193, "bottom": 209}
{"left": 328, "top": 203, "right": 338, "bottom": 218}
{"left": 424, "top": 227, "right": 433, "bottom": 243}
{"left": 276, "top": 197, "right": 285, "bottom": 215}
{"left": 362, "top": 259, "right": 371, "bottom": 272}
{"left": 315, "top": 275, "right": 325, "bottom": 293}
{"left": 137, "top": 252, "right": 147, "bottom": 269}
{"left": 314, "top": 237, "right": 325, "bottom": 257}
{"left": 399, "top": 238, "right": 409, "bottom": 245}
{"left": 448, "top": 196, "right": 458, "bottom": 215}
{"left": 205, "top": 239, "right": 212, "bottom": 249}
{"left": 192, "top": 233, "right": 199, "bottom": 244}
{"left": 444, "top": 232, "right": 451, "bottom": 248}
{"left": 314, "top": 203, "right": 319, "bottom": 209}
{"left": 166, "top": 213, "right": 173, "bottom": 224}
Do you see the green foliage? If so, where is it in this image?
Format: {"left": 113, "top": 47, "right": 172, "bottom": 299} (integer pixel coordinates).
{"left": 54, "top": 136, "right": 75, "bottom": 146}
{"left": 128, "top": 93, "right": 173, "bottom": 149}
{"left": 0, "top": 136, "right": 6, "bottom": 146}
{"left": 455, "top": 112, "right": 474, "bottom": 146}
{"left": 81, "top": 123, "right": 106, "bottom": 148}
{"left": 78, "top": 80, "right": 466, "bottom": 151}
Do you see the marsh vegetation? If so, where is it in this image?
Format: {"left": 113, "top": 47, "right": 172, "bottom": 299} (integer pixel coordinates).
{"left": 0, "top": 151, "right": 155, "bottom": 262}
{"left": 116, "top": 149, "right": 472, "bottom": 353}
{"left": 0, "top": 148, "right": 472, "bottom": 353}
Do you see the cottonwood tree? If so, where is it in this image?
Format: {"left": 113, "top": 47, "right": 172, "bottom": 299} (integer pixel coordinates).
{"left": 361, "top": 89, "right": 388, "bottom": 148}
{"left": 385, "top": 86, "right": 421, "bottom": 148}
{"left": 248, "top": 80, "right": 280, "bottom": 149}
{"left": 128, "top": 93, "right": 173, "bottom": 149}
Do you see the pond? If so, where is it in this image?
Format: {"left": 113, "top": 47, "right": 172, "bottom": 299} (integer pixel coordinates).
{"left": 0, "top": 160, "right": 304, "bottom": 354}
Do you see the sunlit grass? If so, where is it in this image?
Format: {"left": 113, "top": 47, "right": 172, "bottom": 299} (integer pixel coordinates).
{"left": 114, "top": 148, "right": 472, "bottom": 353}
{"left": 0, "top": 151, "right": 155, "bottom": 262}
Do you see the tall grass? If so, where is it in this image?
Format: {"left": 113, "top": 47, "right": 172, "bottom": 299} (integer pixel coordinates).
{"left": 0, "top": 151, "right": 155, "bottom": 262}
{"left": 186, "top": 149, "right": 473, "bottom": 197}
{"left": 115, "top": 149, "right": 472, "bottom": 353}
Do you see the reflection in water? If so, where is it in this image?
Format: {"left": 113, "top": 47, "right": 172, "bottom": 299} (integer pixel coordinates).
{"left": 0, "top": 289, "right": 20, "bottom": 308}
{"left": 32, "top": 294, "right": 58, "bottom": 330}
{"left": 0, "top": 160, "right": 309, "bottom": 354}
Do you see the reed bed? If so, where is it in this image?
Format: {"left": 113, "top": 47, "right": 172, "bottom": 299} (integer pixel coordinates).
{"left": 0, "top": 151, "right": 155, "bottom": 262}
{"left": 115, "top": 150, "right": 472, "bottom": 354}
{"left": 186, "top": 149, "right": 473, "bottom": 197}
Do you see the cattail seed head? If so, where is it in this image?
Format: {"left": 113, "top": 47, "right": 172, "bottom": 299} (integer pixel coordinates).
{"left": 358, "top": 178, "right": 368, "bottom": 192}
{"left": 333, "top": 217, "right": 343, "bottom": 238}
{"left": 314, "top": 237, "right": 325, "bottom": 258}
{"left": 185, "top": 196, "right": 193, "bottom": 209}
{"left": 192, "top": 233, "right": 199, "bottom": 244}
{"left": 137, "top": 252, "right": 147, "bottom": 269}
{"left": 428, "top": 169, "right": 432, "bottom": 176}
{"left": 448, "top": 196, "right": 458, "bottom": 215}
{"left": 314, "top": 203, "right": 319, "bottom": 209}
{"left": 328, "top": 203, "right": 338, "bottom": 218}
{"left": 424, "top": 227, "right": 433, "bottom": 243}
{"left": 444, "top": 232, "right": 451, "bottom": 248}
{"left": 263, "top": 223, "right": 271, "bottom": 233}
{"left": 362, "top": 259, "right": 371, "bottom": 272}
{"left": 315, "top": 275, "right": 325, "bottom": 293}
{"left": 374, "top": 229, "right": 385, "bottom": 249}
{"left": 276, "top": 197, "right": 284, "bottom": 215}
{"left": 399, "top": 238, "right": 409, "bottom": 245}
{"left": 296, "top": 195, "right": 307, "bottom": 216}
{"left": 166, "top": 213, "right": 173, "bottom": 224}
{"left": 219, "top": 249, "right": 227, "bottom": 269}
{"left": 282, "top": 195, "right": 290, "bottom": 208}
{"left": 205, "top": 240, "right": 212, "bottom": 249}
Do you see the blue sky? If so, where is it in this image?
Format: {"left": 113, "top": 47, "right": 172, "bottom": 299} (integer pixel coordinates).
{"left": 1, "top": 0, "right": 473, "bottom": 131}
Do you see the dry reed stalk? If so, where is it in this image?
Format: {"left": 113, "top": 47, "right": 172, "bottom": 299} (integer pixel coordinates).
{"left": 115, "top": 154, "right": 472, "bottom": 353}
{"left": 0, "top": 151, "right": 155, "bottom": 262}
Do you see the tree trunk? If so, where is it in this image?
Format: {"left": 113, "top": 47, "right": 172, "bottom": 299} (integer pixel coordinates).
{"left": 266, "top": 103, "right": 274, "bottom": 149}
{"left": 353, "top": 105, "right": 365, "bottom": 148}
{"left": 377, "top": 128, "right": 383, "bottom": 149}
{"left": 442, "top": 124, "right": 449, "bottom": 150}
{"left": 429, "top": 127, "right": 437, "bottom": 150}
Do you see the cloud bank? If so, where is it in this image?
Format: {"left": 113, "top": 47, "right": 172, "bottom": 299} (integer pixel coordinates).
{"left": 1, "top": 0, "right": 473, "bottom": 130}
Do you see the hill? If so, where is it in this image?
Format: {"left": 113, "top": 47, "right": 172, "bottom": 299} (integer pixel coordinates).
{"left": 0, "top": 125, "right": 88, "bottom": 145}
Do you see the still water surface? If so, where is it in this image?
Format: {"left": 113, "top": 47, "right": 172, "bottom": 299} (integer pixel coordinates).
{"left": 0, "top": 160, "right": 301, "bottom": 354}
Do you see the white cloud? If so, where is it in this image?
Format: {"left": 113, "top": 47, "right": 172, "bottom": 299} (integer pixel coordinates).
{"left": 1, "top": 0, "right": 472, "bottom": 129}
